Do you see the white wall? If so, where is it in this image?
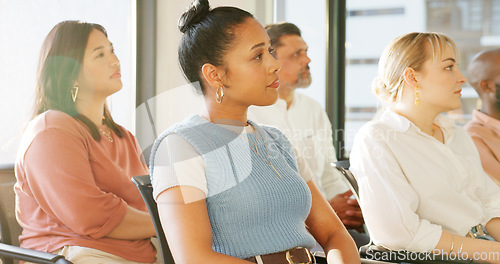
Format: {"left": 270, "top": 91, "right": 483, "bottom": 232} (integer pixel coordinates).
{"left": 0, "top": 0, "right": 135, "bottom": 164}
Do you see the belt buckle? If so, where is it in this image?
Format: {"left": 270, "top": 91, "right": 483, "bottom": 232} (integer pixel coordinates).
{"left": 285, "top": 247, "right": 312, "bottom": 264}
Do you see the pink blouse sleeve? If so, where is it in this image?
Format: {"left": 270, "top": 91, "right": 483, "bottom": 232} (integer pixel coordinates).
{"left": 21, "top": 128, "right": 127, "bottom": 239}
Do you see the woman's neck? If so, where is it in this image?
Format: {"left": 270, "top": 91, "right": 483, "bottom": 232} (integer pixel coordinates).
{"left": 391, "top": 103, "right": 438, "bottom": 136}
{"left": 277, "top": 85, "right": 295, "bottom": 109}
{"left": 75, "top": 98, "right": 106, "bottom": 126}
{"left": 202, "top": 98, "right": 249, "bottom": 126}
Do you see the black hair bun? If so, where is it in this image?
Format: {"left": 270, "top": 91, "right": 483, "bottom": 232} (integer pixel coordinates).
{"left": 178, "top": 0, "right": 210, "bottom": 33}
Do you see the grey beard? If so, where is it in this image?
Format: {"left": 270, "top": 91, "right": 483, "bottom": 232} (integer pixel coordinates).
{"left": 495, "top": 83, "right": 500, "bottom": 110}
{"left": 295, "top": 75, "right": 312, "bottom": 89}
{"left": 495, "top": 95, "right": 500, "bottom": 110}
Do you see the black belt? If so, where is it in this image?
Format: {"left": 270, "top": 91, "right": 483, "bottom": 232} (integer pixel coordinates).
{"left": 245, "top": 247, "right": 313, "bottom": 264}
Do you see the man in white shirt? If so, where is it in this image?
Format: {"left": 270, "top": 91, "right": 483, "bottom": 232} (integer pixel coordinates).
{"left": 248, "top": 22, "right": 368, "bottom": 247}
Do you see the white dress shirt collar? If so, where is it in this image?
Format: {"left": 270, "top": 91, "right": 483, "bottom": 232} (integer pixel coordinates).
{"left": 381, "top": 107, "right": 456, "bottom": 143}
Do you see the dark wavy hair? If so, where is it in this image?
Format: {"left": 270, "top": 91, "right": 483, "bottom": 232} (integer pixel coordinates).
{"left": 34, "top": 20, "right": 124, "bottom": 140}
{"left": 177, "top": 0, "right": 253, "bottom": 94}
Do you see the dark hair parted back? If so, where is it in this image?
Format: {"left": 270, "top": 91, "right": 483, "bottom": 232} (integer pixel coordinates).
{"left": 265, "top": 22, "right": 301, "bottom": 50}
{"left": 34, "top": 20, "right": 124, "bottom": 141}
{"left": 178, "top": 0, "right": 253, "bottom": 94}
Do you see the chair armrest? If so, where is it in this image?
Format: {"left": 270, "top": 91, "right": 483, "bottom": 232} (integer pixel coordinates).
{"left": 0, "top": 243, "right": 72, "bottom": 264}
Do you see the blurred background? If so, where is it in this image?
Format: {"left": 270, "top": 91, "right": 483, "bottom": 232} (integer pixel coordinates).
{"left": 1, "top": 0, "right": 498, "bottom": 165}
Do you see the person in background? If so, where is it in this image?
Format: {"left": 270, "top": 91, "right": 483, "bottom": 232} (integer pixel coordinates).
{"left": 465, "top": 48, "right": 500, "bottom": 185}
{"left": 248, "top": 22, "right": 368, "bottom": 248}
{"left": 15, "top": 21, "right": 157, "bottom": 264}
{"left": 350, "top": 32, "right": 500, "bottom": 263}
{"left": 150, "top": 1, "right": 361, "bottom": 263}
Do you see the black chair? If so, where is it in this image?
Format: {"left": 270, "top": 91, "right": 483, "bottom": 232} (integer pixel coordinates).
{"left": 332, "top": 160, "right": 359, "bottom": 200}
{"left": 132, "top": 175, "right": 175, "bottom": 264}
{"left": 0, "top": 164, "right": 72, "bottom": 264}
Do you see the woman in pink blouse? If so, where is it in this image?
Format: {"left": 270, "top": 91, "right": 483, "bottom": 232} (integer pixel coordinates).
{"left": 15, "top": 21, "right": 157, "bottom": 264}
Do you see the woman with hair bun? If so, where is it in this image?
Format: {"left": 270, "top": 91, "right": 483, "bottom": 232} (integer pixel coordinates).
{"left": 350, "top": 32, "right": 500, "bottom": 263}
{"left": 150, "top": 0, "right": 360, "bottom": 263}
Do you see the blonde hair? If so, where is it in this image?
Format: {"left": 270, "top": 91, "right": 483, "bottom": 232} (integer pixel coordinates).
{"left": 373, "top": 32, "right": 458, "bottom": 102}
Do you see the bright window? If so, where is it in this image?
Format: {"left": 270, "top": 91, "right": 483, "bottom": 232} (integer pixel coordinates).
{"left": 0, "top": 0, "right": 136, "bottom": 165}
{"left": 344, "top": 0, "right": 500, "bottom": 154}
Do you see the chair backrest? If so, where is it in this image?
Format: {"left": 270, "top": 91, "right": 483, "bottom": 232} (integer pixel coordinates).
{"left": 0, "top": 164, "right": 21, "bottom": 264}
{"left": 0, "top": 164, "right": 16, "bottom": 264}
{"left": 0, "top": 164, "right": 22, "bottom": 248}
{"left": 332, "top": 160, "right": 359, "bottom": 200}
{"left": 132, "top": 175, "right": 175, "bottom": 264}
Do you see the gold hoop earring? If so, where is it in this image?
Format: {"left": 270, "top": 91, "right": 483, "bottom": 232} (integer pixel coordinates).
{"left": 414, "top": 85, "right": 420, "bottom": 106}
{"left": 71, "top": 85, "right": 79, "bottom": 102}
{"left": 216, "top": 85, "right": 225, "bottom": 104}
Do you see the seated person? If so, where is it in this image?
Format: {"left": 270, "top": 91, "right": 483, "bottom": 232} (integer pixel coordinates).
{"left": 15, "top": 21, "right": 157, "bottom": 264}
{"left": 150, "top": 1, "right": 360, "bottom": 263}
{"left": 465, "top": 48, "right": 500, "bottom": 185}
{"left": 248, "top": 22, "right": 367, "bottom": 247}
{"left": 350, "top": 32, "right": 500, "bottom": 263}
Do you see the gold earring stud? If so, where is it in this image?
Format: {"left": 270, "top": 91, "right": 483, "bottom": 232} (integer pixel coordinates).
{"left": 414, "top": 85, "right": 420, "bottom": 106}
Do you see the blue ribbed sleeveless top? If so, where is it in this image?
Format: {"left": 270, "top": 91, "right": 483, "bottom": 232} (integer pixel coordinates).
{"left": 150, "top": 115, "right": 316, "bottom": 259}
